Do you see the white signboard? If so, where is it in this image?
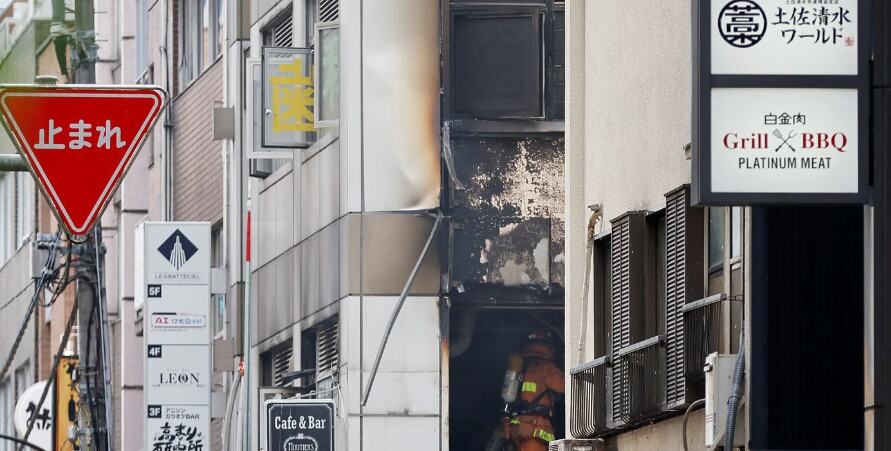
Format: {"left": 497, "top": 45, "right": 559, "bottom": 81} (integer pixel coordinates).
{"left": 13, "top": 381, "right": 53, "bottom": 450}
{"left": 146, "top": 405, "right": 210, "bottom": 451}
{"left": 146, "top": 285, "right": 211, "bottom": 344}
{"left": 711, "top": 88, "right": 858, "bottom": 193}
{"left": 711, "top": 0, "right": 858, "bottom": 75}
{"left": 143, "top": 222, "right": 212, "bottom": 451}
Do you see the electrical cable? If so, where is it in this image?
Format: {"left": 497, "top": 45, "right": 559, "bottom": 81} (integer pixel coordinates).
{"left": 0, "top": 229, "right": 62, "bottom": 386}
{"left": 0, "top": 434, "right": 46, "bottom": 451}
{"left": 18, "top": 291, "right": 78, "bottom": 451}
{"left": 682, "top": 398, "right": 705, "bottom": 451}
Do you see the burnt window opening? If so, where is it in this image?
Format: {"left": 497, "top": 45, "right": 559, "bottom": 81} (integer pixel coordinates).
{"left": 449, "top": 1, "right": 565, "bottom": 120}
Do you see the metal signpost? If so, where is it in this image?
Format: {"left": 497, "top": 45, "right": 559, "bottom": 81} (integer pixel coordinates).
{"left": 265, "top": 399, "right": 335, "bottom": 451}
{"left": 141, "top": 222, "right": 212, "bottom": 451}
{"left": 693, "top": 0, "right": 868, "bottom": 205}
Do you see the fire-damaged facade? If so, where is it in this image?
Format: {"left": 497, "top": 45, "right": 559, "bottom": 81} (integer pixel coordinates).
{"left": 242, "top": 0, "right": 565, "bottom": 449}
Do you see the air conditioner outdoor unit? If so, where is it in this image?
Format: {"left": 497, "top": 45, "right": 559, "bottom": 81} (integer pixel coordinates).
{"left": 705, "top": 352, "right": 746, "bottom": 449}
{"left": 548, "top": 439, "right": 604, "bottom": 451}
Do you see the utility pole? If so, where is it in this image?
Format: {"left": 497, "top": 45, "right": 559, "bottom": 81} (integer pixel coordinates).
{"left": 71, "top": 0, "right": 113, "bottom": 449}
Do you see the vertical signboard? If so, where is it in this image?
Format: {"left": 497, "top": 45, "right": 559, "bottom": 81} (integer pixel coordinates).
{"left": 143, "top": 222, "right": 211, "bottom": 451}
{"left": 55, "top": 356, "right": 79, "bottom": 451}
{"left": 265, "top": 399, "right": 335, "bottom": 451}
{"left": 262, "top": 47, "right": 315, "bottom": 148}
{"left": 693, "top": 0, "right": 868, "bottom": 204}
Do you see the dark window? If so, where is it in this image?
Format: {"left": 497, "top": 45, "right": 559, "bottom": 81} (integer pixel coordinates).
{"left": 590, "top": 235, "right": 611, "bottom": 359}
{"left": 450, "top": 1, "right": 564, "bottom": 120}
{"left": 452, "top": 11, "right": 543, "bottom": 118}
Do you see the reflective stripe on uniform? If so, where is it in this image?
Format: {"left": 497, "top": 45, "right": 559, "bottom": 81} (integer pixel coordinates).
{"left": 533, "top": 428, "right": 555, "bottom": 442}
{"left": 521, "top": 381, "right": 538, "bottom": 393}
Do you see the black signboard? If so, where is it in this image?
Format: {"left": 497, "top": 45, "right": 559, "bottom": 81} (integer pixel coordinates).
{"left": 266, "top": 399, "right": 335, "bottom": 451}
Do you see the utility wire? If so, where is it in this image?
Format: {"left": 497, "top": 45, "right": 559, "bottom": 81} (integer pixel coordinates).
{"left": 0, "top": 229, "right": 62, "bottom": 386}
{"left": 18, "top": 290, "right": 78, "bottom": 451}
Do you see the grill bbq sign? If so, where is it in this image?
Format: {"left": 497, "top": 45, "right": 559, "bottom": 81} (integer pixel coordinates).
{"left": 693, "top": 0, "right": 868, "bottom": 204}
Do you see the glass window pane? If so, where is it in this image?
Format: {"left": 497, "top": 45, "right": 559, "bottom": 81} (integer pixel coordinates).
{"left": 216, "top": 0, "right": 224, "bottom": 58}
{"left": 708, "top": 207, "right": 724, "bottom": 271}
{"left": 731, "top": 206, "right": 741, "bottom": 259}
{"left": 200, "top": 0, "right": 210, "bottom": 70}
{"left": 318, "top": 27, "right": 339, "bottom": 124}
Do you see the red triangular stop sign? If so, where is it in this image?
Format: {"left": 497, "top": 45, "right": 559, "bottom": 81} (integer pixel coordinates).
{"left": 0, "top": 86, "right": 165, "bottom": 239}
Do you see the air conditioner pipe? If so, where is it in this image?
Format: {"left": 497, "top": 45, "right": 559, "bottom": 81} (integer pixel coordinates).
{"left": 725, "top": 331, "right": 745, "bottom": 451}
{"left": 575, "top": 204, "right": 602, "bottom": 365}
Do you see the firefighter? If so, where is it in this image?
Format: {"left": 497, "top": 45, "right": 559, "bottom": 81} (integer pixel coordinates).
{"left": 503, "top": 330, "right": 565, "bottom": 451}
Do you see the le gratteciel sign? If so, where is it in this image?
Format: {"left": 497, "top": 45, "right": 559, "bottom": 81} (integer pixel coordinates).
{"left": 693, "top": 0, "right": 869, "bottom": 205}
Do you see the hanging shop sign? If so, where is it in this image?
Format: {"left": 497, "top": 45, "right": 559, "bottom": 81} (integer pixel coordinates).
{"left": 141, "top": 222, "right": 211, "bottom": 451}
{"left": 55, "top": 356, "right": 79, "bottom": 451}
{"left": 0, "top": 85, "right": 165, "bottom": 240}
{"left": 14, "top": 381, "right": 53, "bottom": 451}
{"left": 693, "top": 0, "right": 868, "bottom": 205}
{"left": 262, "top": 47, "right": 315, "bottom": 149}
{"left": 265, "top": 399, "right": 335, "bottom": 451}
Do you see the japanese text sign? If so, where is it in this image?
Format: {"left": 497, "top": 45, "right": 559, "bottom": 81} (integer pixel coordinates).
{"left": 693, "top": 0, "right": 868, "bottom": 205}
{"left": 262, "top": 47, "right": 315, "bottom": 148}
{"left": 712, "top": 0, "right": 859, "bottom": 75}
{"left": 0, "top": 85, "right": 165, "bottom": 239}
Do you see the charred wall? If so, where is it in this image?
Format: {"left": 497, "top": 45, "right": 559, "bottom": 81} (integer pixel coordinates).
{"left": 446, "top": 134, "right": 565, "bottom": 302}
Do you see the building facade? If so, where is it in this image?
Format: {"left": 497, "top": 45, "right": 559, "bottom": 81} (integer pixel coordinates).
{"left": 565, "top": 1, "right": 885, "bottom": 450}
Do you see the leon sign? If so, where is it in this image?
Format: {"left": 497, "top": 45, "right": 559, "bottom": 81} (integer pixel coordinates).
{"left": 0, "top": 85, "right": 165, "bottom": 240}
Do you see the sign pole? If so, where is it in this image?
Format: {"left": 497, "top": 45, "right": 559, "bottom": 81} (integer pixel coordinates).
{"left": 71, "top": 0, "right": 112, "bottom": 447}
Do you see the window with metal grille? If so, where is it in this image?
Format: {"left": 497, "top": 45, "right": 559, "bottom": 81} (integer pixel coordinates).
{"left": 663, "top": 186, "right": 705, "bottom": 408}
{"left": 260, "top": 342, "right": 294, "bottom": 388}
{"left": 300, "top": 316, "right": 340, "bottom": 391}
{"left": 608, "top": 211, "right": 665, "bottom": 426}
{"left": 263, "top": 11, "right": 294, "bottom": 47}
{"left": 319, "top": 0, "right": 338, "bottom": 23}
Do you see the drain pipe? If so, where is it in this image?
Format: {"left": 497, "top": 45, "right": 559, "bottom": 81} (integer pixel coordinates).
{"left": 362, "top": 212, "right": 443, "bottom": 406}
{"left": 725, "top": 331, "right": 745, "bottom": 450}
{"left": 222, "top": 365, "right": 242, "bottom": 451}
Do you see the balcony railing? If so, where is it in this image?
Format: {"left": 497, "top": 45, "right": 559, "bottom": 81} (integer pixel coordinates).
{"left": 682, "top": 294, "right": 738, "bottom": 388}
{"left": 610, "top": 335, "right": 665, "bottom": 426}
{"left": 570, "top": 356, "right": 610, "bottom": 437}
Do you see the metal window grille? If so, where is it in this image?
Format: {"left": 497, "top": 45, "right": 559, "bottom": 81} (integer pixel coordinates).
{"left": 316, "top": 319, "right": 339, "bottom": 382}
{"left": 272, "top": 345, "right": 294, "bottom": 387}
{"left": 319, "top": 0, "right": 338, "bottom": 23}
{"left": 664, "top": 188, "right": 687, "bottom": 406}
{"left": 610, "top": 336, "right": 664, "bottom": 425}
{"left": 570, "top": 357, "right": 610, "bottom": 437}
{"left": 682, "top": 294, "right": 733, "bottom": 387}
{"left": 264, "top": 11, "right": 294, "bottom": 47}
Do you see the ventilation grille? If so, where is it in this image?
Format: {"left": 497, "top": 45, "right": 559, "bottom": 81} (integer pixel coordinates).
{"left": 664, "top": 188, "right": 688, "bottom": 406}
{"left": 610, "top": 216, "right": 631, "bottom": 354}
{"left": 265, "top": 12, "right": 294, "bottom": 47}
{"left": 272, "top": 345, "right": 293, "bottom": 387}
{"left": 316, "top": 319, "right": 339, "bottom": 381}
{"left": 319, "top": 0, "right": 339, "bottom": 22}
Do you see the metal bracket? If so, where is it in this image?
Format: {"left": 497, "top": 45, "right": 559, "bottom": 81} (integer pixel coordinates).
{"left": 0, "top": 154, "right": 27, "bottom": 172}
